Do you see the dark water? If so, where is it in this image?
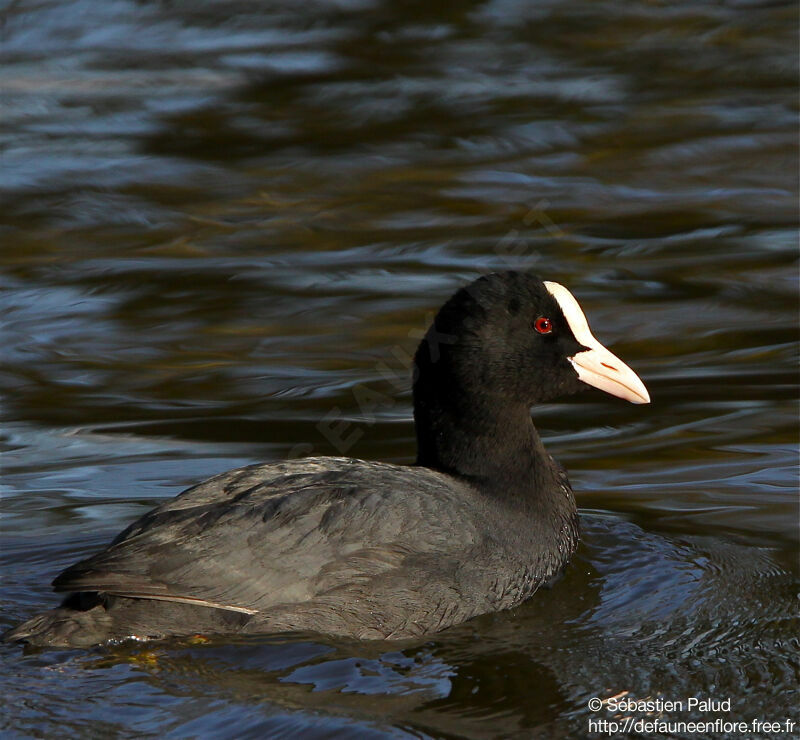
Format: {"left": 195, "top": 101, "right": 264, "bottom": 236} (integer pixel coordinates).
{"left": 1, "top": 0, "right": 798, "bottom": 737}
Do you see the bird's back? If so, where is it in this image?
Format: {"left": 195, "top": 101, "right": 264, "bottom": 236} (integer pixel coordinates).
{"left": 5, "top": 456, "right": 576, "bottom": 645}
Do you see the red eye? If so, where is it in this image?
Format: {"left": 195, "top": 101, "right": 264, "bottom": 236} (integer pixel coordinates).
{"left": 534, "top": 317, "right": 553, "bottom": 335}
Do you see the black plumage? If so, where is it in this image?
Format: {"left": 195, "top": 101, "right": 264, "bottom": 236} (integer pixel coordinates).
{"left": 4, "top": 272, "right": 648, "bottom": 647}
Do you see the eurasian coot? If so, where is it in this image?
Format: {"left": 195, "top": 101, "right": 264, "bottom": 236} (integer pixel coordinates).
{"left": 4, "top": 272, "right": 649, "bottom": 647}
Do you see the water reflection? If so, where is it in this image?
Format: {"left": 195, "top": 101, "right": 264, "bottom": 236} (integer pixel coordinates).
{"left": 1, "top": 0, "right": 797, "bottom": 736}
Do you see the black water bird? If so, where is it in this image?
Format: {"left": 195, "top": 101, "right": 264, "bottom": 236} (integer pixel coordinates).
{"left": 4, "top": 272, "right": 649, "bottom": 647}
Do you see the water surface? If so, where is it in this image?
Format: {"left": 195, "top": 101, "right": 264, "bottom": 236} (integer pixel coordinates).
{"left": 1, "top": 0, "right": 798, "bottom": 737}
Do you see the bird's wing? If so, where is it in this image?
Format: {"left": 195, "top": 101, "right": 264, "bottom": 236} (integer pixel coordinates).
{"left": 52, "top": 458, "right": 481, "bottom": 615}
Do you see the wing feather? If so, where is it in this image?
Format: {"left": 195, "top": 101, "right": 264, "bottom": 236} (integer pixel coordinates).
{"left": 52, "top": 458, "right": 481, "bottom": 616}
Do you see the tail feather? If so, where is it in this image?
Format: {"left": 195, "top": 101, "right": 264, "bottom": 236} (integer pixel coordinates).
{"left": 3, "top": 593, "right": 255, "bottom": 648}
{"left": 3, "top": 603, "right": 113, "bottom": 648}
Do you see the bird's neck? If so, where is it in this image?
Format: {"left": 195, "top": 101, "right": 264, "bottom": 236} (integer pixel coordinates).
{"left": 413, "top": 385, "right": 558, "bottom": 501}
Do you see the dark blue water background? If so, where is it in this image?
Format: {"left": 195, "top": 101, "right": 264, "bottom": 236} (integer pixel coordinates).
{"left": 1, "top": 1, "right": 797, "bottom": 737}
